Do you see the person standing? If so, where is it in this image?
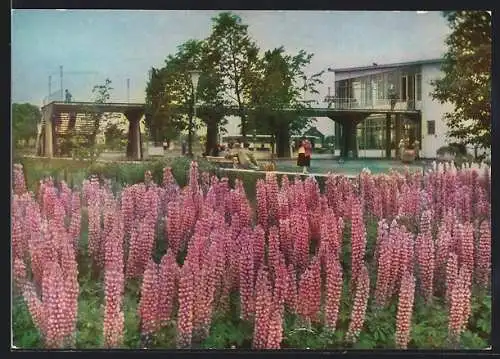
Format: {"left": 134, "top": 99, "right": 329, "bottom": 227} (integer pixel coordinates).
{"left": 297, "top": 140, "right": 308, "bottom": 174}
{"left": 303, "top": 138, "right": 312, "bottom": 173}
{"left": 65, "top": 89, "right": 72, "bottom": 103}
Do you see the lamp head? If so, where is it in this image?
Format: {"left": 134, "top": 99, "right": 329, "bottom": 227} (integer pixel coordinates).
{"left": 188, "top": 70, "right": 202, "bottom": 89}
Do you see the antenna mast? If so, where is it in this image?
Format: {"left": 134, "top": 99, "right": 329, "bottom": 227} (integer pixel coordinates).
{"left": 127, "top": 78, "right": 130, "bottom": 103}
{"left": 60, "top": 65, "right": 63, "bottom": 101}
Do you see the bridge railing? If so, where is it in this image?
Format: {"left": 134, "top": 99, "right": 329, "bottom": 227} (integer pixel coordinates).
{"left": 324, "top": 97, "right": 416, "bottom": 111}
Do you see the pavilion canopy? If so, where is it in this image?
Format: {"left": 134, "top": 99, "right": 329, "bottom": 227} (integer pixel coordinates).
{"left": 333, "top": 68, "right": 396, "bottom": 82}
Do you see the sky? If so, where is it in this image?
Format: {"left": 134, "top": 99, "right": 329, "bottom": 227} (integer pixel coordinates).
{"left": 11, "top": 10, "right": 451, "bottom": 135}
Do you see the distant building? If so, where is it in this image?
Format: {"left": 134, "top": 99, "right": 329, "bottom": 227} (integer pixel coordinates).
{"left": 213, "top": 59, "right": 480, "bottom": 159}
{"left": 327, "top": 58, "right": 455, "bottom": 158}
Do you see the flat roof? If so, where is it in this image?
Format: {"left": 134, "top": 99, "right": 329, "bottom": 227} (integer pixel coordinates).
{"left": 42, "top": 101, "right": 145, "bottom": 113}
{"left": 328, "top": 58, "right": 444, "bottom": 73}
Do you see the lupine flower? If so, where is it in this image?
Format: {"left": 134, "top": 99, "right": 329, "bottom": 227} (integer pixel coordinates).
{"left": 445, "top": 252, "right": 459, "bottom": 305}
{"left": 253, "top": 225, "right": 266, "bottom": 275}
{"left": 253, "top": 265, "right": 272, "bottom": 349}
{"left": 103, "top": 212, "right": 124, "bottom": 348}
{"left": 266, "top": 301, "right": 284, "bottom": 349}
{"left": 238, "top": 228, "right": 255, "bottom": 320}
{"left": 138, "top": 259, "right": 160, "bottom": 336}
{"left": 375, "top": 227, "right": 393, "bottom": 307}
{"left": 22, "top": 282, "right": 46, "bottom": 334}
{"left": 267, "top": 226, "right": 281, "bottom": 275}
{"left": 177, "top": 261, "right": 195, "bottom": 349}
{"left": 265, "top": 172, "right": 279, "bottom": 223}
{"left": 346, "top": 264, "right": 370, "bottom": 343}
{"left": 68, "top": 192, "right": 81, "bottom": 253}
{"left": 415, "top": 231, "right": 435, "bottom": 302}
{"left": 448, "top": 265, "right": 472, "bottom": 345}
{"left": 350, "top": 198, "right": 366, "bottom": 287}
{"left": 395, "top": 270, "right": 416, "bottom": 349}
{"left": 297, "top": 257, "right": 321, "bottom": 322}
{"left": 460, "top": 222, "right": 474, "bottom": 272}
{"left": 290, "top": 208, "right": 310, "bottom": 273}
{"left": 324, "top": 256, "right": 343, "bottom": 331}
{"left": 475, "top": 220, "right": 491, "bottom": 288}
{"left": 12, "top": 213, "right": 26, "bottom": 260}
{"left": 13, "top": 257, "right": 27, "bottom": 290}
{"left": 157, "top": 251, "right": 179, "bottom": 326}
{"left": 42, "top": 261, "right": 66, "bottom": 348}
{"left": 13, "top": 163, "right": 26, "bottom": 195}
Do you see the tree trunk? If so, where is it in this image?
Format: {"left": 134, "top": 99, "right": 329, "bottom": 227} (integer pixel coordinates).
{"left": 239, "top": 109, "right": 247, "bottom": 140}
{"left": 275, "top": 124, "right": 291, "bottom": 158}
{"left": 155, "top": 127, "right": 161, "bottom": 146}
{"left": 205, "top": 117, "right": 219, "bottom": 156}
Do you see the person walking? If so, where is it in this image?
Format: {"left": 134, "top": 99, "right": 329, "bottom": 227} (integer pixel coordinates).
{"left": 297, "top": 140, "right": 308, "bottom": 174}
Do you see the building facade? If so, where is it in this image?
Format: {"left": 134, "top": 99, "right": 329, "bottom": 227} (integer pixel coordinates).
{"left": 328, "top": 58, "right": 454, "bottom": 158}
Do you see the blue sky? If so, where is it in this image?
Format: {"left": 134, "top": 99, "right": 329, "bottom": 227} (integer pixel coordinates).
{"left": 12, "top": 10, "right": 450, "bottom": 107}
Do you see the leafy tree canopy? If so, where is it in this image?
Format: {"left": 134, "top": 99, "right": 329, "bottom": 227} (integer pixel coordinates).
{"left": 250, "top": 46, "right": 323, "bottom": 136}
{"left": 12, "top": 103, "right": 41, "bottom": 143}
{"left": 145, "top": 39, "right": 227, "bottom": 143}
{"left": 431, "top": 11, "right": 491, "bottom": 149}
{"left": 205, "top": 12, "right": 261, "bottom": 138}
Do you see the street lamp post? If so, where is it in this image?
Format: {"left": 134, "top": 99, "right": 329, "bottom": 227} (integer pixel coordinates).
{"left": 188, "top": 70, "right": 202, "bottom": 157}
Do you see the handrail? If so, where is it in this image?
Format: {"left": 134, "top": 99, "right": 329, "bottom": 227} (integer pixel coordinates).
{"left": 325, "top": 97, "right": 416, "bottom": 110}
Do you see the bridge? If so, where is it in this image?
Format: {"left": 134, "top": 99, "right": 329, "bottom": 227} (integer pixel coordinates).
{"left": 38, "top": 101, "right": 421, "bottom": 160}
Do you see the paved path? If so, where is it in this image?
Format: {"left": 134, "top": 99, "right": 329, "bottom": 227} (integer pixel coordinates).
{"left": 218, "top": 168, "right": 357, "bottom": 179}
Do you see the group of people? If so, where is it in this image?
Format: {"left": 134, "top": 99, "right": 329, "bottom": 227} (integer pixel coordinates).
{"left": 202, "top": 137, "right": 314, "bottom": 173}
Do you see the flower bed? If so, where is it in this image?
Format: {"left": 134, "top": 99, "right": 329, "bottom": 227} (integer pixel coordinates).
{"left": 11, "top": 161, "right": 491, "bottom": 349}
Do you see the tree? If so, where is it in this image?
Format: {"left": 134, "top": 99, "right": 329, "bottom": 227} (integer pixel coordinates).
{"left": 88, "top": 78, "right": 113, "bottom": 145}
{"left": 145, "top": 39, "right": 227, "bottom": 154}
{"left": 104, "top": 123, "right": 126, "bottom": 150}
{"left": 145, "top": 40, "right": 205, "bottom": 146}
{"left": 196, "top": 39, "right": 230, "bottom": 154}
{"left": 69, "top": 78, "right": 113, "bottom": 161}
{"left": 205, "top": 12, "right": 261, "bottom": 139}
{"left": 12, "top": 103, "right": 41, "bottom": 145}
{"left": 431, "top": 11, "right": 491, "bottom": 150}
{"left": 250, "top": 46, "right": 323, "bottom": 157}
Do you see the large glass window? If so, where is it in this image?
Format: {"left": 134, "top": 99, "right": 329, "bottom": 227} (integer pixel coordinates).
{"left": 377, "top": 74, "right": 385, "bottom": 100}
{"left": 416, "top": 74, "right": 422, "bottom": 101}
{"left": 357, "top": 116, "right": 387, "bottom": 150}
{"left": 401, "top": 76, "right": 407, "bottom": 101}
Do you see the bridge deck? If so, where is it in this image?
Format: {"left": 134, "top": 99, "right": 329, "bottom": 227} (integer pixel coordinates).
{"left": 42, "top": 101, "right": 419, "bottom": 116}
{"left": 42, "top": 101, "right": 145, "bottom": 114}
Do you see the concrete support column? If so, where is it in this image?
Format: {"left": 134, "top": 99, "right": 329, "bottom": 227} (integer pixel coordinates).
{"left": 335, "top": 121, "right": 342, "bottom": 153}
{"left": 52, "top": 114, "right": 58, "bottom": 156}
{"left": 414, "top": 113, "right": 422, "bottom": 159}
{"left": 341, "top": 121, "right": 358, "bottom": 159}
{"left": 385, "top": 113, "right": 392, "bottom": 159}
{"left": 125, "top": 110, "right": 143, "bottom": 160}
{"left": 43, "top": 107, "right": 54, "bottom": 158}
{"left": 395, "top": 113, "right": 402, "bottom": 159}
